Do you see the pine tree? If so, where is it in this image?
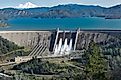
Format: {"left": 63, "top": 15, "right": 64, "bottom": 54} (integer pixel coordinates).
{"left": 84, "top": 42, "right": 108, "bottom": 80}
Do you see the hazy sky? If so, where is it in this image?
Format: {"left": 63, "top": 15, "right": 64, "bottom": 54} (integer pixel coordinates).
{"left": 1, "top": 0, "right": 121, "bottom": 8}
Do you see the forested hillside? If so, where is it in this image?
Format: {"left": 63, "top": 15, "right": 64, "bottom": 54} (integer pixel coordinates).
{"left": 0, "top": 36, "right": 24, "bottom": 55}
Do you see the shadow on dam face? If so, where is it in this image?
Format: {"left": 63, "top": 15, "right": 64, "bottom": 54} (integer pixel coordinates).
{"left": 49, "top": 31, "right": 57, "bottom": 52}
{"left": 57, "top": 32, "right": 76, "bottom": 49}
{"left": 49, "top": 29, "right": 78, "bottom": 52}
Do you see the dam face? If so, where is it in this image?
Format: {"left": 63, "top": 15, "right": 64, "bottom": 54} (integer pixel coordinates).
{"left": 0, "top": 29, "right": 121, "bottom": 56}
{"left": 0, "top": 31, "right": 52, "bottom": 49}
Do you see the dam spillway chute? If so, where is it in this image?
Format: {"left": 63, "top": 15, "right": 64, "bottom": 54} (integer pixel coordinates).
{"left": 69, "top": 38, "right": 72, "bottom": 51}
{"left": 54, "top": 38, "right": 73, "bottom": 56}
{"left": 54, "top": 45, "right": 58, "bottom": 55}
{"left": 66, "top": 38, "right": 73, "bottom": 55}
{"left": 58, "top": 38, "right": 62, "bottom": 53}
{"left": 52, "top": 28, "right": 78, "bottom": 56}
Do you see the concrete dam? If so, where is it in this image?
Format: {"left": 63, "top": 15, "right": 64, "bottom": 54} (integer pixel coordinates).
{"left": 0, "top": 29, "right": 121, "bottom": 57}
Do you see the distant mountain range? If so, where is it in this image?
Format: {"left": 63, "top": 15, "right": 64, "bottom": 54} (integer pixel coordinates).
{"left": 0, "top": 4, "right": 121, "bottom": 20}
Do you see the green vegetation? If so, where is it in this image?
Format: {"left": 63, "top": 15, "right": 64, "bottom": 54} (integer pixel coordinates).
{"left": 9, "top": 42, "right": 110, "bottom": 80}
{"left": 13, "top": 58, "right": 81, "bottom": 74}
{"left": 0, "top": 36, "right": 27, "bottom": 63}
{"left": 0, "top": 49, "right": 30, "bottom": 63}
{"left": 7, "top": 41, "right": 121, "bottom": 80}
{"left": 2, "top": 40, "right": 121, "bottom": 80}
{"left": 0, "top": 36, "right": 24, "bottom": 55}
{"left": 1, "top": 48, "right": 29, "bottom": 57}
{"left": 83, "top": 42, "right": 108, "bottom": 80}
{"left": 12, "top": 58, "right": 82, "bottom": 80}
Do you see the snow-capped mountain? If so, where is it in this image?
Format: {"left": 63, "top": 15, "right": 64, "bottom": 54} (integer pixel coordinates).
{"left": 16, "top": 2, "right": 39, "bottom": 8}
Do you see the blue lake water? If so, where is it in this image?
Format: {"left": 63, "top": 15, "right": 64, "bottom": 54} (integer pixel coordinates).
{"left": 1, "top": 17, "right": 121, "bottom": 30}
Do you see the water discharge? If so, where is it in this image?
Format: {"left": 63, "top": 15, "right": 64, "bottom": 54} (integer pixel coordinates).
{"left": 54, "top": 38, "right": 73, "bottom": 55}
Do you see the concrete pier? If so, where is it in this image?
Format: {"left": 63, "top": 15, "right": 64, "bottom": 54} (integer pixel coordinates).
{"left": 74, "top": 28, "right": 80, "bottom": 51}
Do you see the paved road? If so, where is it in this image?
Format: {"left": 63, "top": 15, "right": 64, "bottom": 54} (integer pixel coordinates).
{"left": 0, "top": 62, "right": 15, "bottom": 66}
{"left": 0, "top": 73, "right": 12, "bottom": 78}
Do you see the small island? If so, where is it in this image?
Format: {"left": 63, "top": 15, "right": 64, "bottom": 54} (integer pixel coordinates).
{"left": 0, "top": 21, "right": 8, "bottom": 27}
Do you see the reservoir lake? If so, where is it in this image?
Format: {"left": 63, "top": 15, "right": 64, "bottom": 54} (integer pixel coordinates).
{"left": 1, "top": 17, "right": 121, "bottom": 30}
